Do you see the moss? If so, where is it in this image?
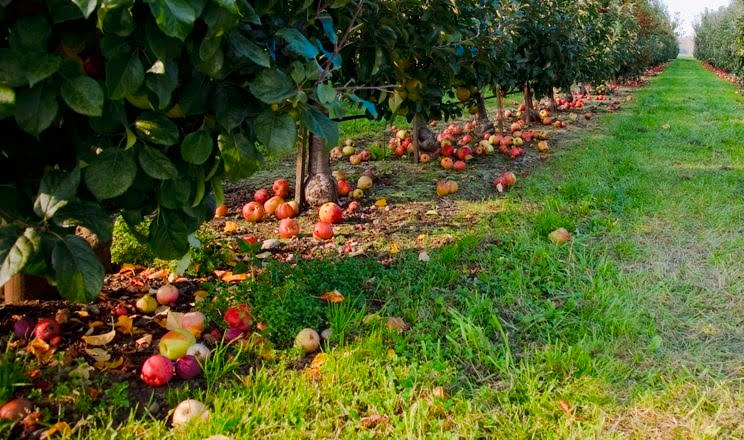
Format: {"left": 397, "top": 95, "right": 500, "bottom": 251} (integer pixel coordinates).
{"left": 110, "top": 216, "right": 155, "bottom": 265}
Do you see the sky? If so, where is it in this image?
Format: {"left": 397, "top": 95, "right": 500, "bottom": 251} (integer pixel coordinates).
{"left": 662, "top": 0, "right": 734, "bottom": 36}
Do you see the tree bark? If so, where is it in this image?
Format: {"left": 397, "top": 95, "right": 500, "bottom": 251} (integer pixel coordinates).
{"left": 303, "top": 133, "right": 338, "bottom": 207}
{"left": 496, "top": 85, "right": 505, "bottom": 134}
{"left": 3, "top": 274, "right": 59, "bottom": 304}
{"left": 523, "top": 82, "right": 535, "bottom": 124}
{"left": 474, "top": 91, "right": 493, "bottom": 136}
{"left": 578, "top": 83, "right": 588, "bottom": 96}
{"left": 547, "top": 87, "right": 558, "bottom": 113}
{"left": 293, "top": 127, "right": 308, "bottom": 207}
{"left": 412, "top": 113, "right": 438, "bottom": 157}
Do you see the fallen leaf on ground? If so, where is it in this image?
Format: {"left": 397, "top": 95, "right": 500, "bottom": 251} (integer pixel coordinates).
{"left": 93, "top": 357, "right": 123, "bottom": 370}
{"left": 136, "top": 334, "right": 153, "bottom": 349}
{"left": 319, "top": 290, "right": 345, "bottom": 303}
{"left": 390, "top": 243, "right": 400, "bottom": 254}
{"left": 42, "top": 421, "right": 71, "bottom": 438}
{"left": 223, "top": 221, "right": 239, "bottom": 233}
{"left": 222, "top": 272, "right": 249, "bottom": 283}
{"left": 374, "top": 198, "right": 387, "bottom": 207}
{"left": 118, "top": 264, "right": 136, "bottom": 275}
{"left": 115, "top": 315, "right": 134, "bottom": 335}
{"left": 360, "top": 414, "right": 389, "bottom": 429}
{"left": 559, "top": 400, "right": 573, "bottom": 415}
{"left": 27, "top": 338, "right": 54, "bottom": 364}
{"left": 82, "top": 329, "right": 116, "bottom": 346}
{"left": 386, "top": 317, "right": 409, "bottom": 332}
{"left": 84, "top": 348, "right": 111, "bottom": 363}
{"left": 418, "top": 251, "right": 430, "bottom": 262}
{"left": 164, "top": 311, "right": 184, "bottom": 330}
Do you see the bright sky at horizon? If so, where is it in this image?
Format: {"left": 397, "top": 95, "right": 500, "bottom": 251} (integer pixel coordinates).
{"left": 662, "top": 0, "right": 734, "bottom": 36}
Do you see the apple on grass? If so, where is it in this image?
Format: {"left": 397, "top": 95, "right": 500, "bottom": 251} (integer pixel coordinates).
{"left": 278, "top": 218, "right": 300, "bottom": 239}
{"left": 313, "top": 222, "right": 334, "bottom": 240}
{"left": 242, "top": 201, "right": 265, "bottom": 222}
{"left": 141, "top": 354, "right": 174, "bottom": 387}
{"left": 175, "top": 355, "right": 201, "bottom": 379}
{"left": 254, "top": 188, "right": 270, "bottom": 204}
{"left": 172, "top": 399, "right": 209, "bottom": 428}
{"left": 187, "top": 343, "right": 210, "bottom": 362}
{"left": 0, "top": 398, "right": 33, "bottom": 421}
{"left": 272, "top": 179, "right": 290, "bottom": 198}
{"left": 294, "top": 328, "right": 320, "bottom": 353}
{"left": 225, "top": 304, "right": 252, "bottom": 330}
{"left": 357, "top": 176, "right": 372, "bottom": 190}
{"left": 319, "top": 202, "right": 343, "bottom": 224}
{"left": 159, "top": 328, "right": 196, "bottom": 360}
{"left": 181, "top": 311, "right": 206, "bottom": 336}
{"left": 548, "top": 228, "right": 572, "bottom": 244}
{"left": 263, "top": 196, "right": 284, "bottom": 216}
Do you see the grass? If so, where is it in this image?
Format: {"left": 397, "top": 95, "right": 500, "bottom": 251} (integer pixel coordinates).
{"left": 71, "top": 59, "right": 744, "bottom": 438}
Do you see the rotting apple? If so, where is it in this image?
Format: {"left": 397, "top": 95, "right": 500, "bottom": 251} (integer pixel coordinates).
{"left": 346, "top": 201, "right": 361, "bottom": 213}
{"left": 548, "top": 227, "right": 572, "bottom": 244}
{"left": 175, "top": 355, "right": 201, "bottom": 380}
{"left": 0, "top": 398, "right": 33, "bottom": 421}
{"left": 242, "top": 201, "right": 265, "bottom": 222}
{"left": 319, "top": 202, "right": 343, "bottom": 224}
{"left": 313, "top": 222, "right": 334, "bottom": 240}
{"left": 172, "top": 399, "right": 209, "bottom": 428}
{"left": 294, "top": 328, "right": 320, "bottom": 353}
{"left": 34, "top": 319, "right": 60, "bottom": 342}
{"left": 278, "top": 218, "right": 300, "bottom": 239}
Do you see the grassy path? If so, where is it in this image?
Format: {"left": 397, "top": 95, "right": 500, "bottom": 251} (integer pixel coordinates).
{"left": 89, "top": 59, "right": 743, "bottom": 439}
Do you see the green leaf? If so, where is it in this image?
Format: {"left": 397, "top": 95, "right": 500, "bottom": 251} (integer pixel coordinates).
{"left": 0, "top": 86, "right": 15, "bottom": 119}
{"left": 177, "top": 73, "right": 211, "bottom": 116}
{"left": 9, "top": 16, "right": 51, "bottom": 52}
{"left": 52, "top": 235, "right": 104, "bottom": 303}
{"left": 158, "top": 175, "right": 191, "bottom": 209}
{"left": 199, "top": 36, "right": 222, "bottom": 62}
{"left": 148, "top": 207, "right": 193, "bottom": 259}
{"left": 97, "top": 0, "right": 135, "bottom": 36}
{"left": 254, "top": 111, "right": 297, "bottom": 151}
{"left": 84, "top": 148, "right": 137, "bottom": 200}
{"left": 145, "top": 59, "right": 178, "bottom": 110}
{"left": 0, "top": 49, "right": 26, "bottom": 87}
{"left": 138, "top": 143, "right": 178, "bottom": 180}
{"left": 47, "top": 0, "right": 85, "bottom": 23}
{"left": 213, "top": 0, "right": 238, "bottom": 14}
{"left": 316, "top": 83, "right": 336, "bottom": 104}
{"left": 89, "top": 99, "right": 126, "bottom": 133}
{"left": 248, "top": 69, "right": 296, "bottom": 104}
{"left": 202, "top": 1, "right": 238, "bottom": 37}
{"left": 300, "top": 106, "right": 338, "bottom": 147}
{"left": 217, "top": 132, "right": 260, "bottom": 181}
{"left": 106, "top": 52, "right": 144, "bottom": 100}
{"left": 213, "top": 85, "right": 248, "bottom": 131}
{"left": 54, "top": 200, "right": 113, "bottom": 242}
{"left": 318, "top": 15, "right": 337, "bottom": 44}
{"left": 135, "top": 112, "right": 180, "bottom": 146}
{"left": 72, "top": 0, "right": 98, "bottom": 18}
{"left": 15, "top": 82, "right": 58, "bottom": 136}
{"left": 61, "top": 76, "right": 104, "bottom": 116}
{"left": 145, "top": 19, "right": 183, "bottom": 60}
{"left": 227, "top": 32, "right": 270, "bottom": 67}
{"left": 0, "top": 226, "right": 40, "bottom": 287}
{"left": 181, "top": 130, "right": 213, "bottom": 165}
{"left": 148, "top": 0, "right": 198, "bottom": 41}
{"left": 33, "top": 168, "right": 81, "bottom": 220}
{"left": 276, "top": 28, "right": 319, "bottom": 59}
{"left": 25, "top": 54, "right": 63, "bottom": 88}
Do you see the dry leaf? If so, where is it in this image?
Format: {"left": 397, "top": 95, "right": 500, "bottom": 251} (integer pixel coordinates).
{"left": 416, "top": 234, "right": 426, "bottom": 241}
{"left": 54, "top": 309, "right": 69, "bottom": 324}
{"left": 136, "top": 334, "right": 153, "bottom": 349}
{"left": 147, "top": 269, "right": 169, "bottom": 280}
{"left": 390, "top": 243, "right": 400, "bottom": 254}
{"left": 418, "top": 251, "right": 430, "bottom": 262}
{"left": 319, "top": 290, "right": 345, "bottom": 303}
{"left": 69, "top": 363, "right": 93, "bottom": 381}
{"left": 360, "top": 414, "right": 389, "bottom": 429}
{"left": 84, "top": 348, "right": 111, "bottom": 363}
{"left": 386, "top": 317, "right": 408, "bottom": 332}
{"left": 425, "top": 210, "right": 438, "bottom": 216}
{"left": 117, "top": 264, "right": 136, "bottom": 275}
{"left": 27, "top": 338, "right": 55, "bottom": 364}
{"left": 165, "top": 311, "right": 184, "bottom": 330}
{"left": 115, "top": 315, "right": 134, "bottom": 335}
{"left": 559, "top": 400, "right": 573, "bottom": 415}
{"left": 87, "top": 320, "right": 104, "bottom": 329}
{"left": 374, "top": 198, "right": 387, "bottom": 207}
{"left": 82, "top": 329, "right": 116, "bottom": 346}
{"left": 42, "top": 421, "right": 71, "bottom": 439}
{"left": 223, "top": 221, "right": 239, "bottom": 233}
{"left": 222, "top": 272, "right": 249, "bottom": 283}
{"left": 432, "top": 386, "right": 446, "bottom": 399}
{"left": 93, "top": 357, "right": 124, "bottom": 370}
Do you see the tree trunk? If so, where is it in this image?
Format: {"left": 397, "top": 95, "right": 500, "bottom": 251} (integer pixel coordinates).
{"left": 547, "top": 87, "right": 558, "bottom": 113}
{"left": 412, "top": 114, "right": 421, "bottom": 163}
{"left": 294, "top": 127, "right": 308, "bottom": 207}
{"left": 523, "top": 82, "right": 535, "bottom": 124}
{"left": 474, "top": 91, "right": 493, "bottom": 136}
{"left": 496, "top": 85, "right": 505, "bottom": 134}
{"left": 412, "top": 113, "right": 438, "bottom": 157}
{"left": 578, "top": 83, "right": 588, "bottom": 96}
{"left": 3, "top": 274, "right": 59, "bottom": 304}
{"left": 303, "top": 134, "right": 338, "bottom": 207}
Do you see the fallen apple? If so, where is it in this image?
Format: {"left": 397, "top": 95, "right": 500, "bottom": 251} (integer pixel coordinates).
{"left": 445, "top": 180, "right": 459, "bottom": 194}
{"left": 186, "top": 343, "right": 210, "bottom": 362}
{"left": 342, "top": 145, "right": 355, "bottom": 156}
{"left": 136, "top": 295, "right": 158, "bottom": 314}
{"left": 275, "top": 202, "right": 297, "bottom": 220}
{"left": 351, "top": 189, "right": 364, "bottom": 199}
{"left": 436, "top": 180, "right": 449, "bottom": 197}
{"left": 263, "top": 196, "right": 284, "bottom": 216}
{"left": 181, "top": 312, "right": 206, "bottom": 336}
{"left": 313, "top": 222, "right": 334, "bottom": 240}
{"left": 453, "top": 160, "right": 467, "bottom": 171}
{"left": 584, "top": 112, "right": 592, "bottom": 120}
{"left": 294, "top": 328, "right": 320, "bottom": 353}
{"left": 34, "top": 319, "right": 60, "bottom": 342}
{"left": 0, "top": 398, "right": 33, "bottom": 421}
{"left": 175, "top": 355, "right": 201, "bottom": 380}
{"left": 346, "top": 201, "right": 361, "bottom": 213}
{"left": 242, "top": 201, "right": 265, "bottom": 222}
{"left": 13, "top": 317, "right": 34, "bottom": 339}
{"left": 349, "top": 154, "right": 362, "bottom": 165}
{"left": 253, "top": 188, "right": 271, "bottom": 204}
{"left": 319, "top": 202, "right": 343, "bottom": 224}
{"left": 548, "top": 227, "right": 572, "bottom": 244}
{"left": 159, "top": 328, "right": 196, "bottom": 360}
{"left": 537, "top": 141, "right": 549, "bottom": 153}
{"left": 224, "top": 304, "right": 252, "bottom": 330}
{"left": 272, "top": 179, "right": 290, "bottom": 198}
{"left": 357, "top": 176, "right": 372, "bottom": 190}
{"left": 337, "top": 180, "right": 351, "bottom": 197}
{"left": 440, "top": 157, "right": 454, "bottom": 170}
{"left": 214, "top": 204, "right": 228, "bottom": 218}
{"left": 156, "top": 284, "right": 179, "bottom": 305}
{"left": 223, "top": 327, "right": 244, "bottom": 343}
{"left": 278, "top": 218, "right": 300, "bottom": 239}
{"left": 141, "top": 354, "right": 174, "bottom": 387}
{"left": 172, "top": 399, "right": 209, "bottom": 428}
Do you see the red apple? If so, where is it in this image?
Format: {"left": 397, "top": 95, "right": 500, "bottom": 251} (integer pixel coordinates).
{"left": 584, "top": 112, "right": 592, "bottom": 120}
{"left": 346, "top": 201, "right": 361, "bottom": 214}
{"left": 242, "top": 235, "right": 258, "bottom": 244}
{"left": 453, "top": 160, "right": 467, "bottom": 171}
{"left": 157, "top": 284, "right": 179, "bottom": 305}
{"left": 0, "top": 398, "right": 33, "bottom": 421}
{"left": 141, "top": 354, "right": 174, "bottom": 387}
{"left": 548, "top": 228, "right": 572, "bottom": 244}
{"left": 441, "top": 144, "right": 455, "bottom": 157}
{"left": 242, "top": 201, "right": 265, "bottom": 222}
{"left": 313, "top": 222, "right": 334, "bottom": 240}
{"left": 34, "top": 319, "right": 60, "bottom": 342}
{"left": 253, "top": 188, "right": 270, "bottom": 204}
{"left": 278, "top": 218, "right": 300, "bottom": 239}
{"left": 175, "top": 355, "right": 201, "bottom": 380}
{"left": 224, "top": 304, "right": 251, "bottom": 330}
{"left": 275, "top": 202, "right": 297, "bottom": 220}
{"left": 263, "top": 196, "right": 284, "bottom": 216}
{"left": 272, "top": 179, "right": 290, "bottom": 198}
{"left": 337, "top": 179, "right": 351, "bottom": 197}
{"left": 14, "top": 317, "right": 35, "bottom": 339}
{"left": 181, "top": 312, "right": 206, "bottom": 336}
{"left": 319, "top": 202, "right": 343, "bottom": 224}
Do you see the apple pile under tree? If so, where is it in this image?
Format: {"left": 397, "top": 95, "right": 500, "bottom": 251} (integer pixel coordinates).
{"left": 0, "top": 0, "right": 676, "bottom": 305}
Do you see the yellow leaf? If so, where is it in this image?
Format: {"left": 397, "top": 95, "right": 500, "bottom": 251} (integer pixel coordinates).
{"left": 84, "top": 348, "right": 111, "bottom": 363}
{"left": 390, "top": 243, "right": 400, "bottom": 254}
{"left": 117, "top": 263, "right": 136, "bottom": 275}
{"left": 93, "top": 357, "right": 123, "bottom": 370}
{"left": 43, "top": 421, "right": 71, "bottom": 438}
{"left": 374, "top": 198, "right": 387, "bottom": 207}
{"left": 136, "top": 334, "right": 153, "bottom": 349}
{"left": 88, "top": 320, "right": 105, "bottom": 328}
{"left": 223, "top": 221, "right": 239, "bottom": 233}
{"left": 165, "top": 311, "right": 184, "bottom": 330}
{"left": 222, "top": 272, "right": 249, "bottom": 283}
{"left": 319, "top": 289, "right": 345, "bottom": 303}
{"left": 115, "top": 315, "right": 134, "bottom": 335}
{"left": 146, "top": 268, "right": 169, "bottom": 280}
{"left": 27, "top": 338, "right": 55, "bottom": 364}
{"left": 82, "top": 329, "right": 116, "bottom": 346}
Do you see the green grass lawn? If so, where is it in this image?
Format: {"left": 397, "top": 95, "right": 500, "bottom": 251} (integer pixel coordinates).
{"left": 82, "top": 59, "right": 744, "bottom": 439}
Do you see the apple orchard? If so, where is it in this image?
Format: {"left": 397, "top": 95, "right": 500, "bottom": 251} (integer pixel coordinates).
{"left": 0, "top": 0, "right": 679, "bottom": 436}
